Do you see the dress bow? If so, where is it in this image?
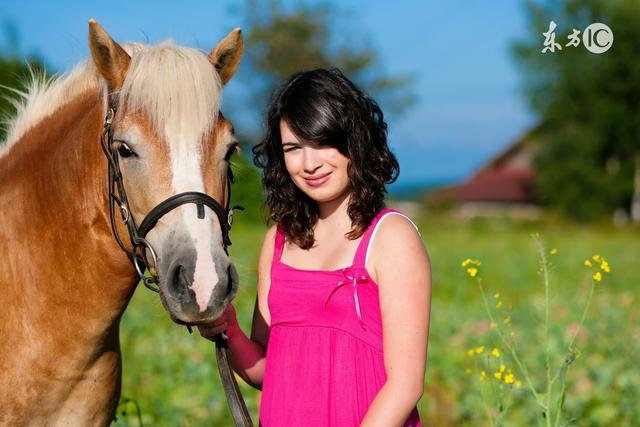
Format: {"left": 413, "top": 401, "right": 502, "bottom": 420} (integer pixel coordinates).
{"left": 323, "top": 268, "right": 369, "bottom": 330}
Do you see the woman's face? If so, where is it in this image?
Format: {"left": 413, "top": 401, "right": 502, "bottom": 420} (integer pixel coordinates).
{"left": 280, "top": 119, "right": 350, "bottom": 203}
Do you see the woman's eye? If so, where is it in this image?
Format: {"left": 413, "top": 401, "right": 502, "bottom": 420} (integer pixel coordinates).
{"left": 283, "top": 146, "right": 300, "bottom": 153}
{"left": 115, "top": 142, "right": 136, "bottom": 158}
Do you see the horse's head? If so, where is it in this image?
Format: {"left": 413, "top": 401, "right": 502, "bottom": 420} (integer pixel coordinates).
{"left": 88, "top": 21, "right": 243, "bottom": 325}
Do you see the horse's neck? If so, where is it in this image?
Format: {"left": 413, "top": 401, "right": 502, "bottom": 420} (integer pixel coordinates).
{"left": 0, "top": 89, "right": 138, "bottom": 341}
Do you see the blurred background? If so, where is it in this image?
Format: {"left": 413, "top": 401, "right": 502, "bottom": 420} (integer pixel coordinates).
{"left": 1, "top": 0, "right": 638, "bottom": 425}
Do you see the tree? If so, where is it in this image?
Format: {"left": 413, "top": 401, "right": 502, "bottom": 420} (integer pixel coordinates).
{"left": 512, "top": 0, "right": 640, "bottom": 221}
{"left": 229, "top": 0, "right": 415, "bottom": 139}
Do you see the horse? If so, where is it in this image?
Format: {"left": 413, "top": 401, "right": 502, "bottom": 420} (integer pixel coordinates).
{"left": 0, "top": 20, "right": 244, "bottom": 425}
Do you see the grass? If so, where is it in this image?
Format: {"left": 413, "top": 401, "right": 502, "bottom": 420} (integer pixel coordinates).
{"left": 113, "top": 213, "right": 640, "bottom": 426}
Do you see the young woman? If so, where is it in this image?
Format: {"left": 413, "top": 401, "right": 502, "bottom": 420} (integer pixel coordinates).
{"left": 199, "top": 68, "right": 431, "bottom": 426}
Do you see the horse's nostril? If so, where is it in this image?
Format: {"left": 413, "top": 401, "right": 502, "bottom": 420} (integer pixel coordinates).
{"left": 170, "top": 264, "right": 189, "bottom": 297}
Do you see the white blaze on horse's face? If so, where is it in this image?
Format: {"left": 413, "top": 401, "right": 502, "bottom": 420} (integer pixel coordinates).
{"left": 88, "top": 21, "right": 243, "bottom": 324}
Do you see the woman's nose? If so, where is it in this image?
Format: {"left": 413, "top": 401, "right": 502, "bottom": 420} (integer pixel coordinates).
{"left": 302, "top": 147, "right": 321, "bottom": 173}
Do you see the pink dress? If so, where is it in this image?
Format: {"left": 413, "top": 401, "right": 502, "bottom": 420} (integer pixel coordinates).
{"left": 259, "top": 208, "right": 422, "bottom": 426}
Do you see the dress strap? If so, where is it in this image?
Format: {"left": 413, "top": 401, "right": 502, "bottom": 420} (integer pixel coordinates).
{"left": 352, "top": 208, "right": 420, "bottom": 268}
{"left": 273, "top": 223, "right": 286, "bottom": 263}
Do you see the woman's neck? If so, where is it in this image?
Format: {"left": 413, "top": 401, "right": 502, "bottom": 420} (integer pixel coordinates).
{"left": 316, "top": 190, "right": 352, "bottom": 232}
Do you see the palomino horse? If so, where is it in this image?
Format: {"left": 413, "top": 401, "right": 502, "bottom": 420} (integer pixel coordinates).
{"left": 0, "top": 20, "right": 244, "bottom": 424}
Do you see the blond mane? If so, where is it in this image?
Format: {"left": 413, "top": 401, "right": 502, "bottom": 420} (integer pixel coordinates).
{"left": 1, "top": 40, "right": 222, "bottom": 158}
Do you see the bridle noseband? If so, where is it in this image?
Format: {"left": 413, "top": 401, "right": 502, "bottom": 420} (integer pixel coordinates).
{"left": 100, "top": 98, "right": 243, "bottom": 292}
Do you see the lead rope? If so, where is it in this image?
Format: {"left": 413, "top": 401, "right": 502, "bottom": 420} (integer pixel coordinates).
{"left": 215, "top": 335, "right": 254, "bottom": 426}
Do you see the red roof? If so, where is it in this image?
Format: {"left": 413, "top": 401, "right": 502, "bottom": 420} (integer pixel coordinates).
{"left": 451, "top": 168, "right": 537, "bottom": 203}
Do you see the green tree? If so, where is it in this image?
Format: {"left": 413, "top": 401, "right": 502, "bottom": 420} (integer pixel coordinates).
{"left": 232, "top": 0, "right": 415, "bottom": 134}
{"left": 512, "top": 0, "right": 640, "bottom": 221}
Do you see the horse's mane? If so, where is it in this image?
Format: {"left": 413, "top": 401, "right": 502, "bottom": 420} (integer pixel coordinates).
{"left": 1, "top": 40, "right": 222, "bottom": 158}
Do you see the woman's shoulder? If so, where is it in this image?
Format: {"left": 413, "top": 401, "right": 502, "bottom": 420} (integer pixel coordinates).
{"left": 367, "top": 210, "right": 425, "bottom": 264}
{"left": 375, "top": 209, "right": 421, "bottom": 238}
{"left": 258, "top": 224, "right": 279, "bottom": 263}
{"left": 366, "top": 210, "right": 429, "bottom": 285}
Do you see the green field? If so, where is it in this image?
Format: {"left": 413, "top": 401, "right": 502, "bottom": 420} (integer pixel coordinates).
{"left": 114, "top": 213, "right": 640, "bottom": 426}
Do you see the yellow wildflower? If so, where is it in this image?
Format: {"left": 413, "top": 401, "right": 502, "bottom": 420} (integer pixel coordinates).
{"left": 584, "top": 259, "right": 592, "bottom": 267}
{"left": 496, "top": 301, "right": 503, "bottom": 309}
{"left": 592, "top": 254, "right": 601, "bottom": 263}
{"left": 467, "top": 267, "right": 478, "bottom": 277}
{"left": 480, "top": 371, "right": 487, "bottom": 380}
{"left": 490, "top": 322, "right": 497, "bottom": 329}
{"left": 461, "top": 258, "right": 472, "bottom": 267}
{"left": 601, "top": 260, "right": 611, "bottom": 273}
{"left": 474, "top": 346, "right": 485, "bottom": 355}
{"left": 494, "top": 371, "right": 502, "bottom": 380}
{"left": 504, "top": 373, "right": 515, "bottom": 384}
{"left": 593, "top": 271, "right": 602, "bottom": 282}
{"left": 491, "top": 348, "right": 500, "bottom": 357}
{"left": 550, "top": 248, "right": 558, "bottom": 255}
{"left": 498, "top": 364, "right": 506, "bottom": 373}
{"left": 493, "top": 293, "right": 500, "bottom": 299}
{"left": 466, "top": 349, "right": 475, "bottom": 357}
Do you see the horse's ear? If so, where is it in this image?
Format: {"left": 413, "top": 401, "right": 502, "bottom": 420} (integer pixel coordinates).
{"left": 208, "top": 28, "right": 243, "bottom": 86}
{"left": 88, "top": 19, "right": 130, "bottom": 91}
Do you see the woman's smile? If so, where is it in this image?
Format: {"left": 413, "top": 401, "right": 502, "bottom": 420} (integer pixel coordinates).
{"left": 303, "top": 171, "right": 332, "bottom": 187}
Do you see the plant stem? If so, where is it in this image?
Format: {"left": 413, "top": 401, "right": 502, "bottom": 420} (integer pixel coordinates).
{"left": 477, "top": 279, "right": 546, "bottom": 412}
{"left": 533, "top": 236, "right": 553, "bottom": 427}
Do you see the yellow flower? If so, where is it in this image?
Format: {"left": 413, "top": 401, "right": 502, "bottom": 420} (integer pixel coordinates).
{"left": 480, "top": 371, "right": 487, "bottom": 380}
{"left": 496, "top": 301, "right": 503, "bottom": 309}
{"left": 491, "top": 348, "right": 500, "bottom": 357}
{"left": 504, "top": 373, "right": 515, "bottom": 384}
{"left": 550, "top": 248, "right": 558, "bottom": 255}
{"left": 584, "top": 259, "right": 592, "bottom": 267}
{"left": 466, "top": 349, "right": 475, "bottom": 357}
{"left": 498, "top": 364, "right": 506, "bottom": 373}
{"left": 461, "top": 258, "right": 481, "bottom": 267}
{"left": 467, "top": 267, "right": 478, "bottom": 277}
{"left": 593, "top": 271, "right": 602, "bottom": 282}
{"left": 494, "top": 371, "right": 502, "bottom": 380}
{"left": 490, "top": 322, "right": 498, "bottom": 329}
{"left": 493, "top": 293, "right": 500, "bottom": 299}
{"left": 601, "top": 260, "right": 611, "bottom": 273}
{"left": 592, "top": 254, "right": 601, "bottom": 263}
{"left": 474, "top": 346, "right": 485, "bottom": 355}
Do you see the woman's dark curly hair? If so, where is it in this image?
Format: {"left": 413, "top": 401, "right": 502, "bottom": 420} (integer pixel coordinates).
{"left": 252, "top": 68, "right": 399, "bottom": 249}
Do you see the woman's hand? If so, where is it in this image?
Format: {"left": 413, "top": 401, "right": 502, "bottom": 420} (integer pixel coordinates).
{"left": 198, "top": 303, "right": 241, "bottom": 342}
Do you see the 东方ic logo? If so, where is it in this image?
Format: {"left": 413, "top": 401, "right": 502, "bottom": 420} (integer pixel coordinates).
{"left": 542, "top": 21, "right": 613, "bottom": 54}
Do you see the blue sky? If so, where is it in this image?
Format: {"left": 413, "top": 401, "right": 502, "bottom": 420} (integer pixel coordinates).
{"left": 0, "top": 0, "right": 537, "bottom": 191}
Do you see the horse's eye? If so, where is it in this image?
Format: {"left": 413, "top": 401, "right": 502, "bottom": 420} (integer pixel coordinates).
{"left": 115, "top": 142, "right": 137, "bottom": 158}
{"left": 224, "top": 143, "right": 238, "bottom": 162}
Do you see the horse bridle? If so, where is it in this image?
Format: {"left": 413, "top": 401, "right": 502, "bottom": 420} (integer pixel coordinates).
{"left": 100, "top": 98, "right": 253, "bottom": 427}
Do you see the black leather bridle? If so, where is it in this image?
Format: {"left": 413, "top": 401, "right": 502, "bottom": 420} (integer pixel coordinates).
{"left": 100, "top": 98, "right": 253, "bottom": 426}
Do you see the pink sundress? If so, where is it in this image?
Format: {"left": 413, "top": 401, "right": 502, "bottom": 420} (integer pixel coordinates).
{"left": 259, "top": 208, "right": 422, "bottom": 426}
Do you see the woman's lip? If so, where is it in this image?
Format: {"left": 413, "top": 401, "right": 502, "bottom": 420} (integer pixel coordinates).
{"left": 304, "top": 172, "right": 332, "bottom": 187}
